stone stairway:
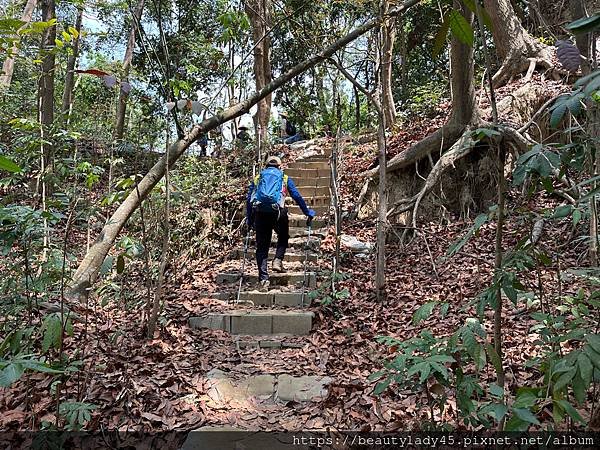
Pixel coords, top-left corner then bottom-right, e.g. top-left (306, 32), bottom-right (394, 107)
top-left (187, 147), bottom-right (334, 431)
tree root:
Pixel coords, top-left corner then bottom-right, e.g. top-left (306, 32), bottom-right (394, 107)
top-left (491, 47), bottom-right (554, 88)
top-left (387, 124), bottom-right (533, 228)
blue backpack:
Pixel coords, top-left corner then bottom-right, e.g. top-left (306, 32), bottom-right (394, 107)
top-left (252, 167), bottom-right (288, 212)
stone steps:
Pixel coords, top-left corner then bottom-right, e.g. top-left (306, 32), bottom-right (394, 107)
top-left (231, 248), bottom-right (319, 262)
top-left (287, 227), bottom-right (327, 239)
top-left (293, 176), bottom-right (331, 188)
top-left (288, 215), bottom-right (326, 228)
top-left (286, 195), bottom-right (330, 207)
top-left (201, 368), bottom-right (332, 403)
top-left (190, 310), bottom-right (314, 335)
top-left (287, 160), bottom-right (329, 170)
top-left (289, 205), bottom-right (329, 216)
top-left (286, 167), bottom-right (331, 179)
top-left (293, 185), bottom-right (329, 197)
top-left (238, 290), bottom-right (311, 307)
top-left (216, 271), bottom-right (316, 287)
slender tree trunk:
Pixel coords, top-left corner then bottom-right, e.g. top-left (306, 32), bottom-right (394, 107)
top-left (68, 0), bottom-right (422, 297)
top-left (245, 0), bottom-right (272, 152)
top-left (61, 6), bottom-right (84, 124)
top-left (0, 0), bottom-right (38, 87)
top-left (354, 84), bottom-right (361, 132)
top-left (381, 13), bottom-right (396, 128)
top-left (39, 0), bottom-right (55, 168)
top-left (114, 0), bottom-right (145, 141)
top-left (483, 0), bottom-right (552, 86)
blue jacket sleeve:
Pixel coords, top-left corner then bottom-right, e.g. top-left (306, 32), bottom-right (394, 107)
top-left (246, 181), bottom-right (255, 222)
top-left (287, 178), bottom-right (314, 217)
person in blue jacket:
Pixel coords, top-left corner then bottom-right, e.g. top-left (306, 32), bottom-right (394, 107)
top-left (246, 155), bottom-right (315, 291)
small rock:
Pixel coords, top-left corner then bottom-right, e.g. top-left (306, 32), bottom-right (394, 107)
top-left (340, 234), bottom-right (374, 253)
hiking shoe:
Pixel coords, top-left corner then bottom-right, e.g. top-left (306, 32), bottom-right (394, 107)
top-left (259, 279), bottom-right (270, 292)
top-left (272, 258), bottom-right (285, 273)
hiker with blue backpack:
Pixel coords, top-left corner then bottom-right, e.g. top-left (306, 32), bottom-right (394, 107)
top-left (246, 155), bottom-right (316, 291)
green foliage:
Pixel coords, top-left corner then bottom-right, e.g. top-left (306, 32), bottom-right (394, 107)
top-left (59, 402), bottom-right (96, 430)
top-left (310, 271), bottom-right (351, 309)
top-left (565, 14), bottom-right (600, 34)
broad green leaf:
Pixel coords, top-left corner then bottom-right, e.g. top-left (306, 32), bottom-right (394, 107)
top-left (373, 378), bottom-right (391, 395)
top-left (0, 363), bottom-right (24, 387)
top-left (0, 155), bottom-right (21, 173)
top-left (367, 370), bottom-right (384, 381)
top-left (575, 70), bottom-right (600, 87)
top-left (42, 313), bottom-right (62, 353)
top-left (577, 352), bottom-right (593, 386)
top-left (513, 407), bottom-right (540, 425)
top-left (488, 402), bottom-right (508, 421)
top-left (584, 75), bottom-right (600, 95)
top-left (556, 399), bottom-right (586, 424)
top-left (413, 302), bottom-right (436, 325)
top-left (448, 10), bottom-right (474, 47)
top-left (553, 204), bottom-right (573, 219)
top-left (572, 208), bottom-right (582, 226)
top-left (489, 383), bottom-right (504, 398)
top-left (566, 14), bottom-right (600, 34)
top-left (550, 100), bottom-right (568, 128)
top-left (553, 366), bottom-right (576, 393)
top-left (586, 334), bottom-right (600, 353)
top-left (572, 371), bottom-right (587, 404)
top-left (432, 15), bottom-right (450, 59)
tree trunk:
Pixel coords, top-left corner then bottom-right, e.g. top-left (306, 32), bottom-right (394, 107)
top-left (354, 84), bottom-right (361, 132)
top-left (68, 0), bottom-right (422, 297)
top-left (376, 0), bottom-right (476, 177)
top-left (245, 0), bottom-right (272, 153)
top-left (381, 13), bottom-right (396, 128)
top-left (39, 0), bottom-right (56, 168)
top-left (483, 0), bottom-right (552, 86)
top-left (61, 6), bottom-right (84, 123)
top-left (114, 0), bottom-right (145, 141)
top-left (0, 0), bottom-right (38, 88)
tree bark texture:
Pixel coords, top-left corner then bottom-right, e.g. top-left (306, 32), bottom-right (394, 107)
top-left (381, 13), bottom-right (397, 128)
top-left (68, 0), bottom-right (423, 297)
top-left (245, 0), bottom-right (272, 150)
top-left (370, 0), bottom-right (476, 177)
top-left (0, 0), bottom-right (38, 87)
top-left (483, 0), bottom-right (552, 86)
top-left (114, 0), bottom-right (145, 141)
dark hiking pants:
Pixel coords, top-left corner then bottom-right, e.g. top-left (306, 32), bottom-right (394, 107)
top-left (254, 208), bottom-right (289, 281)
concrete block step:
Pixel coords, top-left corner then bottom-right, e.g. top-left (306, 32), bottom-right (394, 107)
top-left (190, 310), bottom-right (314, 335)
top-left (288, 215), bottom-right (326, 228)
top-left (238, 290), bottom-right (311, 307)
top-left (289, 205), bottom-right (329, 216)
top-left (286, 160), bottom-right (330, 170)
top-left (295, 185), bottom-right (330, 197)
top-left (216, 271), bottom-right (316, 287)
top-left (287, 227), bottom-right (327, 239)
top-left (286, 168), bottom-right (331, 179)
top-left (288, 236), bottom-right (321, 250)
top-left (231, 248), bottom-right (318, 262)
top-left (293, 177), bottom-right (331, 188)
top-left (286, 195), bottom-right (330, 207)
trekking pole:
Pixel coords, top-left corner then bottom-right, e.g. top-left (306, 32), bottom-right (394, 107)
top-left (236, 227), bottom-right (252, 305)
top-left (300, 222), bottom-right (312, 308)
